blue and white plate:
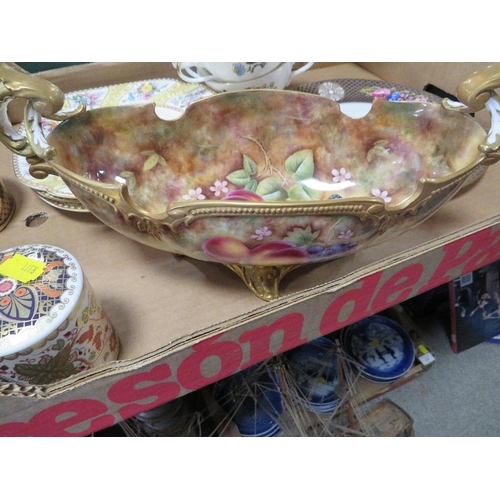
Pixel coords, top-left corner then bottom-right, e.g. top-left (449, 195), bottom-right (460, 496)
top-left (213, 363), bottom-right (284, 437)
top-left (285, 336), bottom-right (340, 413)
top-left (342, 315), bottom-right (415, 382)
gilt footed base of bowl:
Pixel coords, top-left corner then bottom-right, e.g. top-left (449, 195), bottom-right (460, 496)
top-left (225, 264), bottom-right (302, 301)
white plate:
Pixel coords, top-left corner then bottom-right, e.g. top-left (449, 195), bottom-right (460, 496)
top-left (34, 190), bottom-right (89, 213)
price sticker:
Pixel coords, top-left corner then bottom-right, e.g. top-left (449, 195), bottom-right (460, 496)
top-left (0, 254), bottom-right (46, 283)
top-left (417, 344), bottom-right (429, 355)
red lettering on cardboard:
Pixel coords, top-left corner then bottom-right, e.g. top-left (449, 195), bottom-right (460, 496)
top-left (239, 313), bottom-right (306, 369)
top-left (107, 364), bottom-right (181, 420)
top-left (371, 263), bottom-right (424, 312)
top-left (176, 334), bottom-right (243, 390)
top-left (319, 272), bottom-right (382, 335)
top-left (459, 228), bottom-right (500, 275)
top-left (0, 399), bottom-right (114, 437)
top-left (420, 227), bottom-right (500, 294)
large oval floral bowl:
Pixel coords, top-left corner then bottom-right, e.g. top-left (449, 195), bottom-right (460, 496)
top-left (1, 63), bottom-right (499, 300)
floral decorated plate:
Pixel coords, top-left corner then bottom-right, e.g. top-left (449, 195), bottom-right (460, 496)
top-left (295, 77), bottom-right (441, 106)
top-left (12, 78), bottom-right (215, 201)
top-left (34, 190), bottom-right (89, 213)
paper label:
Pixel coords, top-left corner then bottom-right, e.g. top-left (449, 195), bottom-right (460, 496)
top-left (418, 352), bottom-right (435, 366)
top-left (0, 254), bottom-right (46, 283)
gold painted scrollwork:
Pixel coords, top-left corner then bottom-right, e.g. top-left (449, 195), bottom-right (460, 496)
top-left (447, 63), bottom-right (500, 156)
top-left (456, 63), bottom-right (500, 113)
top-left (225, 264), bottom-right (301, 301)
top-left (0, 62), bottom-right (85, 165)
top-left (0, 63), bottom-right (64, 116)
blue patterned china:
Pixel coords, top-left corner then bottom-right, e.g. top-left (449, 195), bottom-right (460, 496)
top-left (213, 364), bottom-right (284, 437)
top-left (343, 315), bottom-right (415, 382)
top-left (285, 336), bottom-right (340, 413)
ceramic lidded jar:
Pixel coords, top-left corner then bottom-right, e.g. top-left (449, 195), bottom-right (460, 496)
top-left (0, 244), bottom-right (119, 386)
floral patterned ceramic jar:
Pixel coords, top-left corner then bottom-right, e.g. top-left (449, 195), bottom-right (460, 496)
top-left (0, 244), bottom-right (119, 386)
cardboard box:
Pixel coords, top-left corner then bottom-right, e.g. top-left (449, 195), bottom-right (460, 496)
top-left (446, 262), bottom-right (500, 352)
top-left (0, 62), bottom-right (499, 436)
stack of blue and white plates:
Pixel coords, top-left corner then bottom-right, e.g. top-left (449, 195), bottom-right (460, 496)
top-left (284, 337), bottom-right (341, 414)
top-left (213, 364), bottom-right (284, 437)
top-left (340, 315), bottom-right (415, 384)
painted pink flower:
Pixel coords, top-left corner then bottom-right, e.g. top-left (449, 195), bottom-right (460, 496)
top-left (182, 187), bottom-right (206, 201)
top-left (338, 229), bottom-right (354, 240)
top-left (371, 88), bottom-right (392, 99)
top-left (210, 180), bottom-right (229, 197)
top-left (0, 278), bottom-right (17, 297)
top-left (371, 188), bottom-right (392, 203)
top-left (251, 227), bottom-right (272, 240)
top-left (332, 167), bottom-right (352, 183)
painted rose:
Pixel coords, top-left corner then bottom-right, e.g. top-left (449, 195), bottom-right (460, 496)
top-left (371, 88), bottom-right (392, 99)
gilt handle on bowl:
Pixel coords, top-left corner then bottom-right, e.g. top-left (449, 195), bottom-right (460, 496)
top-left (0, 62), bottom-right (84, 167)
top-left (444, 62), bottom-right (500, 159)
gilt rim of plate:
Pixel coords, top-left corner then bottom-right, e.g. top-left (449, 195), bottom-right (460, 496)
top-left (34, 190), bottom-right (89, 213)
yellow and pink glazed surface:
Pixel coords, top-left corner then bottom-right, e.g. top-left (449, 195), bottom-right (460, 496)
top-left (46, 90), bottom-right (486, 267)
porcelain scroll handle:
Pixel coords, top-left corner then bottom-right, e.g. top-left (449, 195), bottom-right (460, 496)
top-left (447, 63), bottom-right (500, 157)
top-left (0, 62), bottom-right (84, 166)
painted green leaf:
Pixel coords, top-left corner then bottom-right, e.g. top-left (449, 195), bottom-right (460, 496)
top-left (367, 140), bottom-right (390, 163)
top-left (256, 177), bottom-right (288, 201)
top-left (244, 179), bottom-right (258, 192)
top-left (52, 339), bottom-right (65, 351)
top-left (158, 156), bottom-right (167, 167)
top-left (120, 171), bottom-right (136, 189)
top-left (120, 171), bottom-right (135, 178)
top-left (287, 183), bottom-right (321, 201)
top-left (285, 149), bottom-right (314, 180)
top-left (284, 226), bottom-right (321, 247)
top-left (140, 150), bottom-right (156, 156)
top-left (227, 169), bottom-right (251, 187)
top-left (243, 155), bottom-right (258, 175)
top-left (143, 154), bottom-right (160, 171)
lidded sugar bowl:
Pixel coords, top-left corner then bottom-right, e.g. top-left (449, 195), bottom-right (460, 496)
top-left (0, 244), bottom-right (119, 387)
